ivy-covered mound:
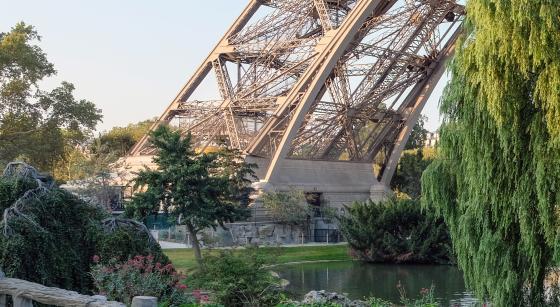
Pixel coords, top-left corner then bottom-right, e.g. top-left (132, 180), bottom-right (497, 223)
top-left (421, 0), bottom-right (560, 306)
top-left (0, 162), bottom-right (167, 293)
top-left (338, 198), bottom-right (452, 264)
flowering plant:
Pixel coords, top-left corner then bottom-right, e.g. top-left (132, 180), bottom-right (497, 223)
top-left (396, 282), bottom-right (437, 307)
top-left (91, 255), bottom-right (192, 305)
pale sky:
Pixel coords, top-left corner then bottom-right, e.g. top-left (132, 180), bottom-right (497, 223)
top-left (1, 1), bottom-right (447, 133)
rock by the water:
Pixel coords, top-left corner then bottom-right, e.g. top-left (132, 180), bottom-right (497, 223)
top-left (294, 290), bottom-right (369, 307)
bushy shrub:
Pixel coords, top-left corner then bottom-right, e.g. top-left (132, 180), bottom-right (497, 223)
top-left (338, 198), bottom-right (452, 264)
top-left (261, 190), bottom-right (312, 225)
top-left (96, 226), bottom-right (169, 265)
top-left (0, 171), bottom-right (169, 294)
top-left (0, 176), bottom-right (106, 292)
top-left (186, 247), bottom-right (283, 307)
top-left (91, 255), bottom-right (192, 306)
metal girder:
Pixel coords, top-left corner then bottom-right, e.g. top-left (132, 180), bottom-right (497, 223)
top-left (128, 0), bottom-right (262, 155)
top-left (128, 0), bottom-right (465, 189)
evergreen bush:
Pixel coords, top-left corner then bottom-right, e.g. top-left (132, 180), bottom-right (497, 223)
top-left (338, 198), bottom-right (452, 264)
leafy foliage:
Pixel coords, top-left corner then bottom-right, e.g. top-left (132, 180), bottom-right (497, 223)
top-left (0, 176), bottom-right (106, 292)
top-left (261, 190), bottom-right (312, 225)
top-left (0, 172), bottom-right (168, 293)
top-left (391, 149), bottom-right (434, 200)
top-left (338, 198), bottom-right (452, 264)
top-left (91, 255), bottom-right (191, 306)
top-left (96, 227), bottom-right (169, 265)
top-left (421, 0), bottom-right (560, 305)
top-left (0, 23), bottom-right (102, 175)
top-left (405, 115), bottom-right (429, 150)
top-left (92, 119), bottom-right (155, 157)
top-left (187, 248), bottom-right (283, 307)
top-left (128, 125), bottom-right (256, 262)
top-left (52, 118), bottom-right (156, 182)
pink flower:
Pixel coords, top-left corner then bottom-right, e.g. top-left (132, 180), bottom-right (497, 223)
top-left (177, 284), bottom-right (187, 290)
top-left (200, 294), bottom-right (209, 302)
top-left (92, 255), bottom-right (100, 263)
top-left (193, 289), bottom-right (201, 299)
top-left (163, 263), bottom-right (174, 273)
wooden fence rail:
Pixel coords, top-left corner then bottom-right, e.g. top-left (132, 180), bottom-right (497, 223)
top-left (0, 270), bottom-right (156, 307)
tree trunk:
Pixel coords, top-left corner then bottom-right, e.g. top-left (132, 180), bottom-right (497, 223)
top-left (185, 222), bottom-right (202, 265)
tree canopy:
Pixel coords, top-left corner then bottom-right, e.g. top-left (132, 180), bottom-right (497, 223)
top-left (91, 119), bottom-right (155, 157)
top-left (405, 115), bottom-right (429, 150)
top-left (422, 1), bottom-right (560, 305)
top-left (128, 125), bottom-right (256, 262)
top-left (391, 148), bottom-right (433, 200)
top-left (261, 190), bottom-right (312, 225)
top-left (0, 22), bottom-right (102, 175)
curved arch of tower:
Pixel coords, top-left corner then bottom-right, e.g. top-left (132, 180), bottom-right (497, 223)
top-left (127, 0), bottom-right (465, 207)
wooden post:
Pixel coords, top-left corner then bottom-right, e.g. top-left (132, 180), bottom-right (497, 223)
top-left (13, 296), bottom-right (33, 307)
top-left (131, 296), bottom-right (157, 307)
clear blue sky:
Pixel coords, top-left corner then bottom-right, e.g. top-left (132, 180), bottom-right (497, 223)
top-left (1, 1), bottom-right (447, 133)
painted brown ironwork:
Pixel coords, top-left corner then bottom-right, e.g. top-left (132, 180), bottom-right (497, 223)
top-left (128, 0), bottom-right (464, 189)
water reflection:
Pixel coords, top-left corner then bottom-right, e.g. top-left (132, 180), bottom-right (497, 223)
top-left (276, 261), bottom-right (481, 306)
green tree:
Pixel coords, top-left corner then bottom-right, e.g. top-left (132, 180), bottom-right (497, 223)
top-left (405, 115), bottom-right (428, 150)
top-left (391, 149), bottom-right (434, 199)
top-left (261, 190), bottom-right (312, 225)
top-left (92, 119), bottom-right (155, 157)
top-left (0, 23), bottom-right (102, 174)
top-left (422, 1), bottom-right (560, 305)
top-left (128, 126), bottom-right (256, 263)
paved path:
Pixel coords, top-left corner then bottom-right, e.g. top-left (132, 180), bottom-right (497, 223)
top-left (158, 240), bottom-right (191, 249)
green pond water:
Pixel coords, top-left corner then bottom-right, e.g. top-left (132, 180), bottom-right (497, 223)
top-left (276, 261), bottom-right (482, 306)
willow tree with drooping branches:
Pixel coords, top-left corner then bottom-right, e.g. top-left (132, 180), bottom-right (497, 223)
top-left (422, 1), bottom-right (560, 306)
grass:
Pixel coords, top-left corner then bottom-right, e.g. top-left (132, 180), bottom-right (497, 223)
top-left (164, 244), bottom-right (352, 272)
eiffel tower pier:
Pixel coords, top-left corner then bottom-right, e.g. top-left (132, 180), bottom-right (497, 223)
top-left (127, 0), bottom-right (465, 208)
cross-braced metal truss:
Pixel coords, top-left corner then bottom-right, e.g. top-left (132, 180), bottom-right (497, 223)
top-left (129, 0), bottom-right (464, 185)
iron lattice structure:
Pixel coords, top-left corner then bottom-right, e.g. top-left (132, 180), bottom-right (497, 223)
top-left (129, 0), bottom-right (464, 188)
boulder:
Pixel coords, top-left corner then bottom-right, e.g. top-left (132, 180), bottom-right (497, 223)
top-left (300, 290), bottom-right (369, 307)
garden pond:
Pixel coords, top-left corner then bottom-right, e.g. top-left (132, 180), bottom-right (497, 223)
top-left (276, 261), bottom-right (481, 306)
